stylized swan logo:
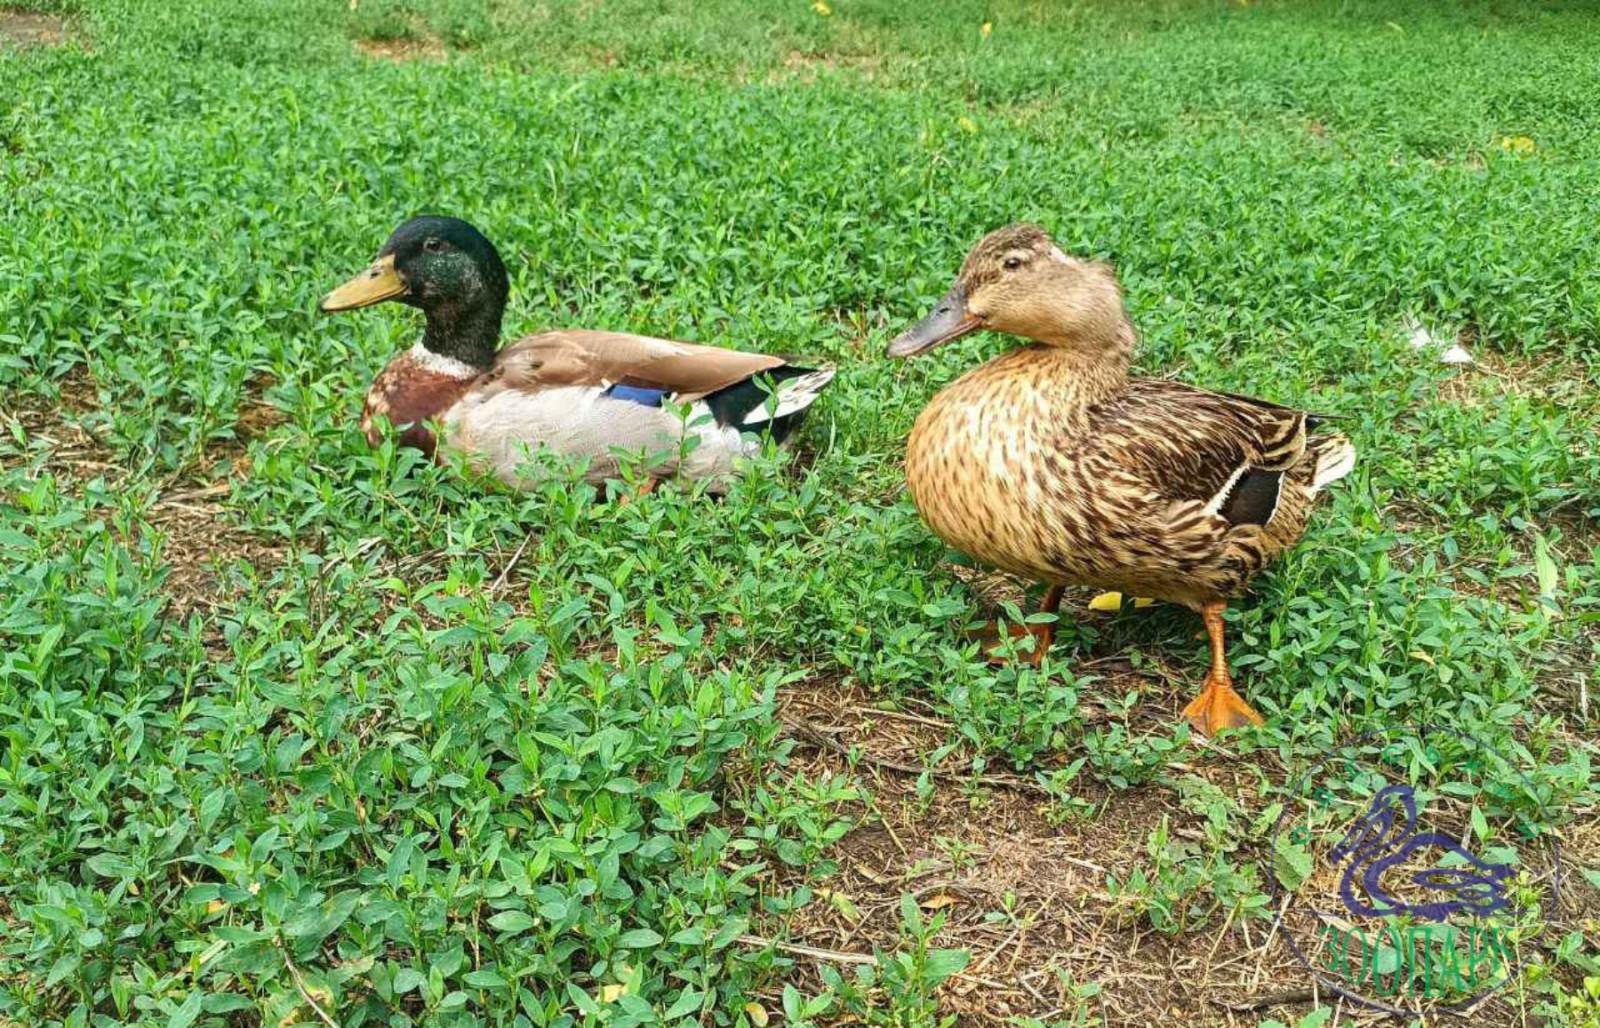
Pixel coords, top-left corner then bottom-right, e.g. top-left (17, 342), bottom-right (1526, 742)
top-left (1329, 783), bottom-right (1512, 922)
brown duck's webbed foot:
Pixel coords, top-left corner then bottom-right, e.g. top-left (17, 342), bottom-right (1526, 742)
top-left (969, 586), bottom-right (1064, 666)
top-left (1181, 600), bottom-right (1265, 735)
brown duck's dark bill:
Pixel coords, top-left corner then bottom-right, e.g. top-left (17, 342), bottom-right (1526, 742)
top-left (319, 254), bottom-right (406, 312)
top-left (885, 283), bottom-right (980, 358)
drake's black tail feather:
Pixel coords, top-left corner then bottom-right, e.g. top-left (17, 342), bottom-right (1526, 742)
top-left (703, 365), bottom-right (835, 443)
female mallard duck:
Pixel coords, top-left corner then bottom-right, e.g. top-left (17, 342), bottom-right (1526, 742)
top-left (887, 224), bottom-right (1355, 735)
top-left (321, 215), bottom-right (834, 493)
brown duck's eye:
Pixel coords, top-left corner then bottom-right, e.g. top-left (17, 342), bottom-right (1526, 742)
top-left (424, 237), bottom-right (446, 253)
top-left (1003, 256), bottom-right (1025, 271)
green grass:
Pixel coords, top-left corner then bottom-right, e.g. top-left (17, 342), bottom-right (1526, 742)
top-left (3, 0), bottom-right (1599, 1024)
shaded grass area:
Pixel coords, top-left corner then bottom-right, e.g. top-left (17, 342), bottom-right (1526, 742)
top-left (2, 0), bottom-right (1598, 1024)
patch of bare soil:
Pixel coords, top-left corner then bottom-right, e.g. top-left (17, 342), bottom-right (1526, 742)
top-left (0, 7), bottom-right (65, 48)
top-left (1436, 344), bottom-right (1598, 411)
top-left (0, 366), bottom-right (118, 483)
top-left (151, 375), bottom-right (293, 622)
top-left (354, 32), bottom-right (445, 62)
top-left (191, 372), bottom-right (290, 480)
top-left (754, 679), bottom-right (1592, 1025)
top-left (1, 365), bottom-right (292, 623)
top-left (768, 49), bottom-right (883, 85)
top-left (752, 682), bottom-right (1306, 1025)
top-left (148, 487), bottom-right (287, 624)
top-left (998, 95), bottom-right (1062, 128)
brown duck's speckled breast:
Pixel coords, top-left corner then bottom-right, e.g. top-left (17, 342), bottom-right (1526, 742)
top-left (904, 348), bottom-right (1295, 606)
top-left (906, 350), bottom-right (1099, 582)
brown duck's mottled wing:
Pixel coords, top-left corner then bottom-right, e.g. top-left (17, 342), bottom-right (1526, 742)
top-left (492, 329), bottom-right (787, 401)
top-left (1086, 379), bottom-right (1311, 520)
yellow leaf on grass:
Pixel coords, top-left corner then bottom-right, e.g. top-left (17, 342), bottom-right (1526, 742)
top-left (1499, 135), bottom-right (1535, 155)
top-left (744, 1002), bottom-right (770, 1026)
top-left (1409, 649), bottom-right (1435, 667)
top-left (812, 0), bottom-right (831, 15)
top-left (920, 892), bottom-right (959, 910)
top-left (205, 899), bottom-right (227, 915)
top-left (957, 116), bottom-right (978, 134)
top-left (1087, 591), bottom-right (1123, 611)
top-left (600, 983), bottom-right (628, 1003)
top-left (980, 21), bottom-right (992, 38)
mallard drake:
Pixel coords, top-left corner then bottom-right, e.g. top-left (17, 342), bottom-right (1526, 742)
top-left (321, 216), bottom-right (834, 493)
top-left (887, 224), bottom-right (1355, 735)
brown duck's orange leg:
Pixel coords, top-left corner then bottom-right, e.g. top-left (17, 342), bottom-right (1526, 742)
top-left (1181, 600), bottom-right (1265, 735)
top-left (975, 585), bottom-right (1065, 666)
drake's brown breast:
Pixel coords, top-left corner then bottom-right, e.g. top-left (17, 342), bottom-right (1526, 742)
top-left (361, 355), bottom-right (477, 457)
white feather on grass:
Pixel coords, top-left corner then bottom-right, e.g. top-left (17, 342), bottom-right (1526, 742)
top-left (1402, 314), bottom-right (1474, 366)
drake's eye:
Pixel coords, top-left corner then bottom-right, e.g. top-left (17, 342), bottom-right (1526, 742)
top-left (1003, 256), bottom-right (1024, 271)
top-left (424, 237), bottom-right (446, 253)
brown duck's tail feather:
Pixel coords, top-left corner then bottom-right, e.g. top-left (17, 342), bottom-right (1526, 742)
top-left (1308, 433), bottom-right (1357, 491)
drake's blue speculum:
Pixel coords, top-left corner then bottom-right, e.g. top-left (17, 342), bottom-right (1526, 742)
top-left (602, 383), bottom-right (667, 408)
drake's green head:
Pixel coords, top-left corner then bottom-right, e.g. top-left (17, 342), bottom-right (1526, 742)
top-left (321, 215), bottom-right (511, 369)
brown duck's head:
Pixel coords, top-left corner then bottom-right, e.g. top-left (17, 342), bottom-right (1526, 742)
top-left (886, 223), bottom-right (1129, 359)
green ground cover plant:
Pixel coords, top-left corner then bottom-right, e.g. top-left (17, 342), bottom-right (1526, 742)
top-left (2, 0), bottom-right (1598, 1024)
